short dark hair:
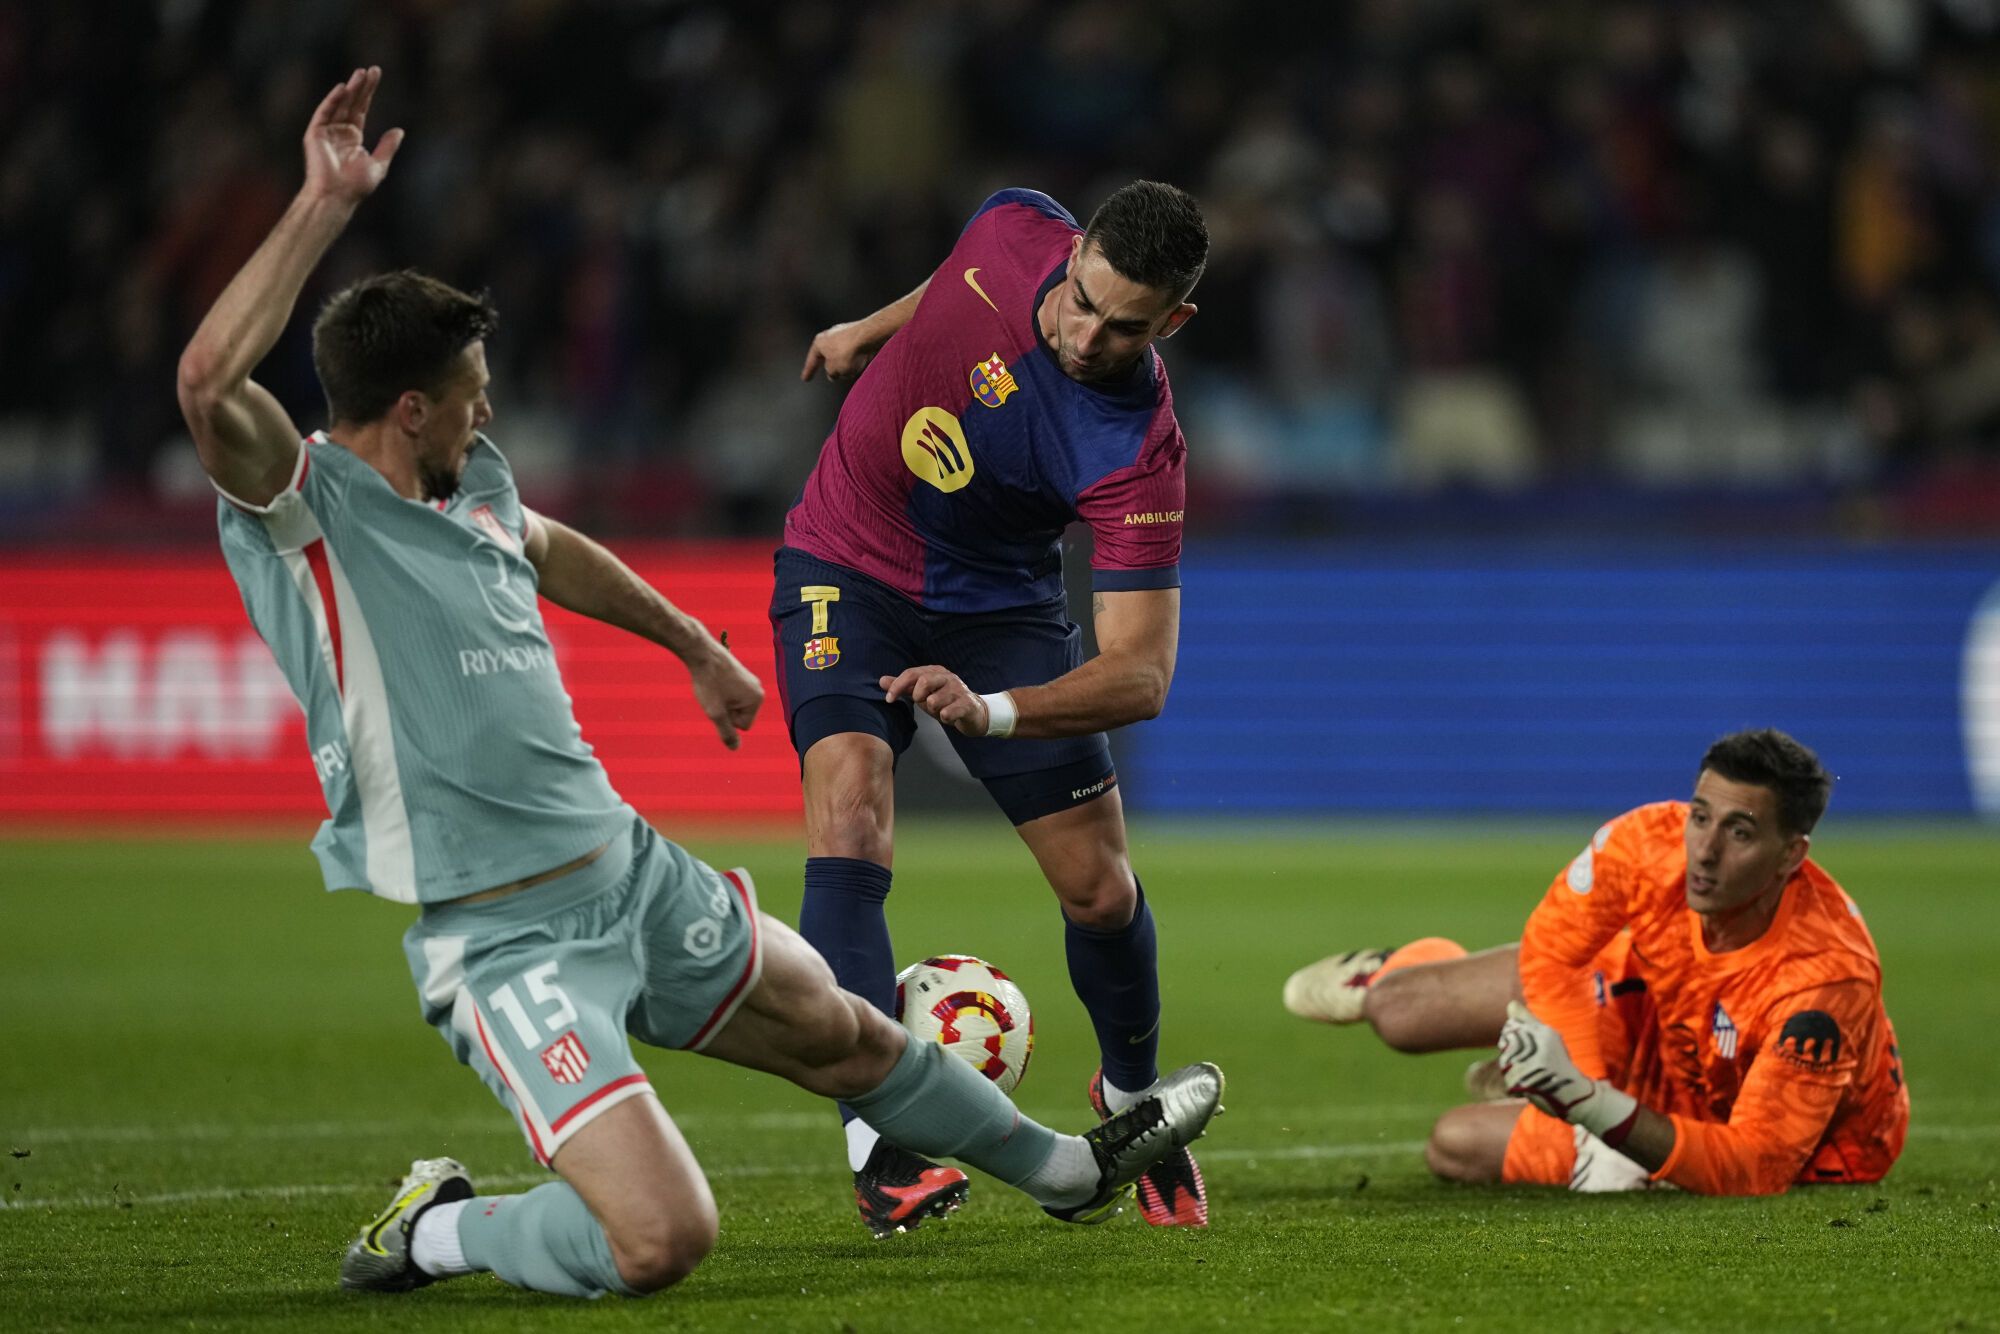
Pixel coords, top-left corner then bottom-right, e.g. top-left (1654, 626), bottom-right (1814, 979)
top-left (311, 271), bottom-right (498, 425)
top-left (1082, 180), bottom-right (1209, 301)
top-left (1699, 728), bottom-right (1833, 836)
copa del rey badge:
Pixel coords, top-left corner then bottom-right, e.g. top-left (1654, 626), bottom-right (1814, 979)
top-left (803, 635), bottom-right (841, 670)
top-left (540, 1031), bottom-right (590, 1085)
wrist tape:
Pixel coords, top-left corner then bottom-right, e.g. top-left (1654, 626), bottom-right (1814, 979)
top-left (980, 690), bottom-right (1018, 738)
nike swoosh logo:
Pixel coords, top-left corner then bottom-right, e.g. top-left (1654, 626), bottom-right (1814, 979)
top-left (1127, 1017), bottom-right (1162, 1045)
top-left (963, 267), bottom-right (999, 313)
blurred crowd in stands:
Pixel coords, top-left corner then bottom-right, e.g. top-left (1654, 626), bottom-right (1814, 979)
top-left (4, 0), bottom-right (2000, 539)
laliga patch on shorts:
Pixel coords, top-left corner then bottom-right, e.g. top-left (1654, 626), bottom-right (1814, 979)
top-left (540, 1030), bottom-right (591, 1085)
top-left (1775, 1010), bottom-right (1844, 1071)
top-left (803, 635), bottom-right (840, 670)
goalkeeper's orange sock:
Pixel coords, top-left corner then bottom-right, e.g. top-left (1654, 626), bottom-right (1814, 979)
top-left (1373, 936), bottom-right (1468, 984)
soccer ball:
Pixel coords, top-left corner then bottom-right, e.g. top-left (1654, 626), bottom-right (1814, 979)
top-left (895, 954), bottom-right (1035, 1095)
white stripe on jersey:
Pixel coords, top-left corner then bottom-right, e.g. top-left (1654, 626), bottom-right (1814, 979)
top-left (253, 446), bottom-right (420, 903)
top-left (315, 535), bottom-right (419, 902)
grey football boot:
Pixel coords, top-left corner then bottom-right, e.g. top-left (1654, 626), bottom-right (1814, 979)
top-left (339, 1157), bottom-right (475, 1292)
top-left (1046, 1062), bottom-right (1225, 1225)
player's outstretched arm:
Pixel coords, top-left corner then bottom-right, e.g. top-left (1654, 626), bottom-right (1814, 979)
top-left (177, 66), bottom-right (403, 505)
top-left (881, 588), bottom-right (1179, 740)
top-left (799, 279), bottom-right (930, 383)
top-left (523, 511), bottom-right (763, 749)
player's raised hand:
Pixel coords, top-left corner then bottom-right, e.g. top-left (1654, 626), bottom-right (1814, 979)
top-left (801, 321), bottom-right (879, 384)
top-left (688, 640), bottom-right (765, 750)
top-left (303, 66), bottom-right (403, 206)
top-left (880, 665), bottom-right (988, 735)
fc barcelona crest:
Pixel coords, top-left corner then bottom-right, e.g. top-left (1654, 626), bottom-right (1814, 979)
top-left (970, 352), bottom-right (1019, 408)
top-left (803, 635), bottom-right (841, 670)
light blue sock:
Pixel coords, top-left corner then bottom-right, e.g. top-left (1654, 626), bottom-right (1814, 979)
top-left (846, 1031), bottom-right (1060, 1187)
top-left (456, 1182), bottom-right (636, 1299)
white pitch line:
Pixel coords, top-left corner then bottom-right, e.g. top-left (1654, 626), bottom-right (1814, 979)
top-left (6, 1107), bottom-right (1438, 1148)
top-left (1, 1142), bottom-right (1428, 1213)
top-left (6, 1125), bottom-right (1989, 1212)
top-left (8, 1110), bottom-right (841, 1145)
top-left (15, 1110), bottom-right (1985, 1148)
top-left (9, 1119), bottom-right (485, 1145)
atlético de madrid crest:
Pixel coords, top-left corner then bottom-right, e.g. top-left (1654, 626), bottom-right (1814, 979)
top-left (803, 636), bottom-right (841, 670)
top-left (540, 1030), bottom-right (590, 1085)
top-left (970, 352), bottom-right (1018, 408)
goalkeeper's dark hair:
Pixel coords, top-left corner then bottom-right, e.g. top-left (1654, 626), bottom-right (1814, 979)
top-left (1699, 729), bottom-right (1832, 836)
top-left (312, 270), bottom-right (499, 426)
top-left (1082, 181), bottom-right (1209, 302)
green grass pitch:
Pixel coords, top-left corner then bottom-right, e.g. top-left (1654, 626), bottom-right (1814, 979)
top-left (3, 819), bottom-right (1996, 1331)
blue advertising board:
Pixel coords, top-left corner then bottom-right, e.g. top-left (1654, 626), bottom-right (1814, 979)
top-left (1127, 542), bottom-right (2000, 817)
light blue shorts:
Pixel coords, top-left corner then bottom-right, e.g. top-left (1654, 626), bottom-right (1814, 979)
top-left (402, 818), bottom-right (762, 1165)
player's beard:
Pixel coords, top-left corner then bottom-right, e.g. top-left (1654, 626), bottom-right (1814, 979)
top-left (419, 456), bottom-right (462, 503)
top-left (418, 439), bottom-right (468, 503)
top-left (1058, 336), bottom-right (1137, 384)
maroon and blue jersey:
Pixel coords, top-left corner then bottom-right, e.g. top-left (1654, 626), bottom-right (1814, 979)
top-left (782, 189), bottom-right (1186, 613)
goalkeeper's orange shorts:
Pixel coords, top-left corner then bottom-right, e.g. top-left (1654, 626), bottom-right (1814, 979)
top-left (1501, 1106), bottom-right (1575, 1185)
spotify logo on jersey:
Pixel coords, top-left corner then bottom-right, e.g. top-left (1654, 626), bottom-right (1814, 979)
top-left (901, 407), bottom-right (975, 493)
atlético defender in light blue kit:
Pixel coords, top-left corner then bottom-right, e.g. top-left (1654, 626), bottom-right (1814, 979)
top-left (176, 67), bottom-right (1222, 1302)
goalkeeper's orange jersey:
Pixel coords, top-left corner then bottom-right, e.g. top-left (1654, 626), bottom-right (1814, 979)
top-left (1518, 801), bottom-right (1908, 1195)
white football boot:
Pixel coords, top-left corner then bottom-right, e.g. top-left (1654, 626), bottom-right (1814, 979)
top-left (1281, 947), bottom-right (1391, 1024)
top-left (1046, 1062), bottom-right (1224, 1225)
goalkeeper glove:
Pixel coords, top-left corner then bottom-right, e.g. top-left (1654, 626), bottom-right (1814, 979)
top-left (1569, 1125), bottom-right (1655, 1192)
top-left (1497, 1000), bottom-right (1640, 1146)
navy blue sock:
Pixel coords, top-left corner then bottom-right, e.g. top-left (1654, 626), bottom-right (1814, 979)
top-left (799, 856), bottom-right (896, 1124)
top-left (1063, 882), bottom-right (1161, 1095)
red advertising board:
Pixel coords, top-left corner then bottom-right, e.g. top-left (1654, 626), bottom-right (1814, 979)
top-left (0, 543), bottom-right (801, 825)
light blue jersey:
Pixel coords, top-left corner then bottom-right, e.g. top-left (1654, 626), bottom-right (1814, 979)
top-left (218, 433), bottom-right (631, 903)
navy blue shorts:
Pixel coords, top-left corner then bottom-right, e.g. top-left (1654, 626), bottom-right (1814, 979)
top-left (768, 547), bottom-right (1115, 825)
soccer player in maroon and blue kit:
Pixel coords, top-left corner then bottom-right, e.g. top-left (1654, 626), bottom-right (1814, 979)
top-left (771, 182), bottom-right (1210, 1235)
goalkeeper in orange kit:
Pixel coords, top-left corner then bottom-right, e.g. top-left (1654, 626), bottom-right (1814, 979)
top-left (1283, 729), bottom-right (1908, 1195)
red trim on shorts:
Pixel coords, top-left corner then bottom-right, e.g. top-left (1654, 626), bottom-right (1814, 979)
top-left (683, 870), bottom-right (761, 1050)
top-left (550, 1073), bottom-right (652, 1135)
top-left (472, 1003), bottom-right (551, 1166)
top-left (301, 537), bottom-right (344, 695)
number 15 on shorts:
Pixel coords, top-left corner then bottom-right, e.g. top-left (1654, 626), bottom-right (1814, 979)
top-left (488, 962), bottom-right (577, 1047)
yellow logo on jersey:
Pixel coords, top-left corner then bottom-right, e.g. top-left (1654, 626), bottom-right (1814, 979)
top-left (803, 636), bottom-right (841, 670)
top-left (901, 407), bottom-right (975, 493)
top-left (963, 267), bottom-right (999, 313)
top-left (970, 353), bottom-right (1019, 408)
